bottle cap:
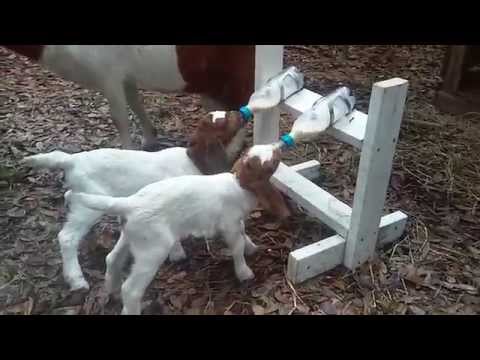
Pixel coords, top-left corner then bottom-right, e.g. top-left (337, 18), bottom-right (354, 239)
top-left (280, 133), bottom-right (295, 148)
top-left (239, 106), bottom-right (253, 122)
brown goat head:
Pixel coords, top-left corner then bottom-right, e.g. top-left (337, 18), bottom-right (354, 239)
top-left (233, 145), bottom-right (291, 220)
top-left (187, 111), bottom-right (245, 175)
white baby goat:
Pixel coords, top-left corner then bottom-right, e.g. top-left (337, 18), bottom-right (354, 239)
top-left (67, 145), bottom-right (290, 315)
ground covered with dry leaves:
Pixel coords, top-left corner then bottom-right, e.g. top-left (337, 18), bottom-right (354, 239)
top-left (1, 45), bottom-right (479, 315)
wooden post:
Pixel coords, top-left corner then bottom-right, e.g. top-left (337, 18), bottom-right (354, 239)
top-left (433, 46), bottom-right (480, 114)
top-left (253, 46), bottom-right (284, 145)
top-left (343, 78), bottom-right (409, 269)
top-left (441, 46), bottom-right (467, 92)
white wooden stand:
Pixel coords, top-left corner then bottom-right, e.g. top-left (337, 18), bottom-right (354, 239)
top-left (254, 46), bottom-right (409, 284)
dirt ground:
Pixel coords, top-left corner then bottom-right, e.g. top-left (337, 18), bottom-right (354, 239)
top-left (1, 45), bottom-right (479, 315)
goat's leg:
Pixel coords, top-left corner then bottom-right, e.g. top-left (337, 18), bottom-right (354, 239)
top-left (105, 231), bottom-right (130, 295)
top-left (168, 241), bottom-right (187, 262)
top-left (240, 221), bottom-right (258, 256)
top-left (103, 84), bottom-right (134, 149)
top-left (124, 81), bottom-right (158, 148)
top-left (58, 205), bottom-right (103, 291)
top-left (222, 228), bottom-right (254, 282)
top-left (120, 239), bottom-right (171, 315)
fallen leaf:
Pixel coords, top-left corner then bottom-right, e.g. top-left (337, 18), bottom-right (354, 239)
top-left (432, 172), bottom-right (444, 183)
top-left (446, 304), bottom-right (464, 314)
top-left (26, 255), bottom-right (44, 266)
top-left (467, 246), bottom-right (480, 257)
top-left (7, 207), bottom-right (26, 218)
top-left (320, 301), bottom-right (337, 315)
top-left (51, 306), bottom-right (81, 315)
top-left (2, 298), bottom-right (34, 315)
top-left (250, 211), bottom-right (262, 219)
top-left (295, 303), bottom-right (310, 314)
top-left (332, 279), bottom-right (346, 291)
top-left (390, 174), bottom-right (403, 191)
top-left (260, 222), bottom-right (281, 231)
top-left (274, 290), bottom-right (291, 304)
top-left (167, 271), bottom-right (188, 284)
top-left (462, 295), bottom-right (480, 305)
top-left (396, 303), bottom-right (408, 315)
top-left (251, 286), bottom-right (271, 298)
top-left (39, 208), bottom-right (57, 218)
top-left (185, 105), bottom-right (200, 112)
top-left (277, 304), bottom-right (291, 315)
top-left (186, 288), bottom-right (197, 295)
top-left (252, 304), bottom-right (265, 315)
top-left (441, 282), bottom-right (477, 294)
top-left (399, 264), bottom-right (429, 287)
top-left (190, 296), bottom-right (208, 309)
top-left (408, 305), bottom-right (426, 315)
top-left (186, 308), bottom-right (201, 315)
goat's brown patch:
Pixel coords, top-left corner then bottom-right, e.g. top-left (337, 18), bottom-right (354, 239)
top-left (187, 112), bottom-right (243, 175)
top-left (3, 45), bottom-right (45, 61)
top-left (175, 46), bottom-right (255, 109)
top-left (233, 148), bottom-right (291, 220)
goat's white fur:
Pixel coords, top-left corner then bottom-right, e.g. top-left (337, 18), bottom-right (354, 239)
top-left (67, 171), bottom-right (260, 315)
top-left (23, 134), bottom-right (244, 291)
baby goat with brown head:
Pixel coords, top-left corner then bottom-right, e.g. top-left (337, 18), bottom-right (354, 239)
top-left (23, 111), bottom-right (247, 291)
top-left (67, 144), bottom-right (290, 314)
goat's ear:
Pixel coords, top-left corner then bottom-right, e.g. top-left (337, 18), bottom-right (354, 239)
top-left (187, 138), bottom-right (230, 175)
top-left (254, 181), bottom-right (291, 220)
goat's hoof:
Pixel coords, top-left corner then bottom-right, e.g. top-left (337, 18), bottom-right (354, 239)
top-left (105, 276), bottom-right (122, 296)
top-left (245, 243), bottom-right (259, 256)
top-left (168, 251), bottom-right (187, 263)
top-left (68, 277), bottom-right (90, 292)
top-left (121, 307), bottom-right (140, 315)
top-left (237, 267), bottom-right (255, 282)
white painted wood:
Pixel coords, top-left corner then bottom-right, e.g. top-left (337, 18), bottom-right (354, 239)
top-left (344, 78), bottom-right (409, 269)
top-left (285, 211), bottom-right (407, 284)
top-left (330, 111), bottom-right (367, 149)
top-left (253, 46), bottom-right (284, 145)
top-left (287, 235), bottom-right (345, 284)
top-left (289, 160), bottom-right (321, 181)
top-left (250, 41), bottom-right (411, 283)
top-left (377, 211), bottom-right (408, 247)
top-left (280, 88), bottom-right (321, 116)
top-left (275, 161), bottom-right (408, 243)
top-left (272, 162), bottom-right (352, 237)
top-left (280, 88), bottom-right (368, 149)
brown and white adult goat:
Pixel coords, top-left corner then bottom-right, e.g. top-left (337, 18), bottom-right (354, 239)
top-left (4, 45), bottom-right (255, 149)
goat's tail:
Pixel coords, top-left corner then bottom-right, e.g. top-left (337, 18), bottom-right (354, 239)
top-left (23, 151), bottom-right (73, 170)
top-left (65, 190), bottom-right (130, 216)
